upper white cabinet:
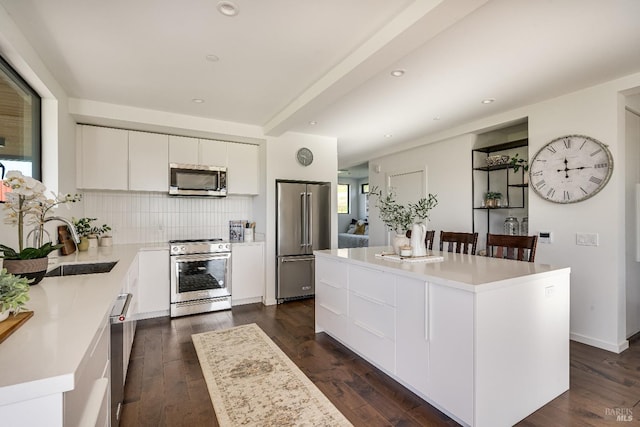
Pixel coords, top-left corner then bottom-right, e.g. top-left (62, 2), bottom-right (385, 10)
top-left (199, 139), bottom-right (228, 166)
top-left (78, 125), bottom-right (259, 195)
top-left (77, 125), bottom-right (128, 190)
top-left (129, 131), bottom-right (168, 191)
top-left (169, 135), bottom-right (199, 164)
top-left (227, 143), bottom-right (259, 195)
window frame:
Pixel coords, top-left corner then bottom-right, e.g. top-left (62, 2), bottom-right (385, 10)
top-left (0, 54), bottom-right (42, 181)
top-left (337, 183), bottom-right (350, 214)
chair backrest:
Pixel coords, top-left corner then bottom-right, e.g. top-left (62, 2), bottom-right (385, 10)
top-left (425, 230), bottom-right (435, 250)
top-left (486, 233), bottom-right (538, 262)
top-left (405, 229), bottom-right (436, 250)
top-left (439, 231), bottom-right (478, 255)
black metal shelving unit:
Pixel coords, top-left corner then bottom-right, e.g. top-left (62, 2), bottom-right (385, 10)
top-left (472, 138), bottom-right (528, 234)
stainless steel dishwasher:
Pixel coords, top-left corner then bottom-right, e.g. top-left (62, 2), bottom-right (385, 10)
top-left (110, 293), bottom-right (132, 427)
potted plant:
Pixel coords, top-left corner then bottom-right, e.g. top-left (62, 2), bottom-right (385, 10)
top-left (0, 268), bottom-right (31, 322)
top-left (92, 223), bottom-right (112, 247)
top-left (369, 187), bottom-right (438, 254)
top-left (1, 171), bottom-right (81, 284)
top-left (72, 217), bottom-right (97, 250)
top-left (484, 191), bottom-right (503, 208)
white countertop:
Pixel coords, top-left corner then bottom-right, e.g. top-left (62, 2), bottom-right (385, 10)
top-left (0, 243), bottom-right (165, 406)
top-left (315, 246), bottom-right (570, 292)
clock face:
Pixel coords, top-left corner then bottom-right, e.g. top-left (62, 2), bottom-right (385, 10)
top-left (529, 135), bottom-right (613, 204)
top-left (296, 147), bottom-right (313, 166)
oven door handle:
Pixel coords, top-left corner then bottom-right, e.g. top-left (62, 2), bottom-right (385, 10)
top-left (173, 253), bottom-right (230, 263)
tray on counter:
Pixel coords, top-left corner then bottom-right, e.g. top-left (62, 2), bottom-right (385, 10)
top-left (0, 311), bottom-right (33, 344)
top-left (375, 252), bottom-right (444, 263)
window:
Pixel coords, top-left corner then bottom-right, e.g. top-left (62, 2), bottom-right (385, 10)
top-left (361, 183), bottom-right (369, 194)
top-left (337, 184), bottom-right (350, 214)
top-left (0, 55), bottom-right (42, 195)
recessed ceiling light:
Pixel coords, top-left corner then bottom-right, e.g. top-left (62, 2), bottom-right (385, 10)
top-left (192, 98), bottom-right (205, 103)
top-left (384, 134), bottom-right (393, 138)
top-left (206, 54), bottom-right (220, 62)
top-left (217, 1), bottom-right (238, 17)
top-left (309, 120), bottom-right (317, 126)
top-left (390, 69), bottom-right (405, 77)
top-left (481, 98), bottom-right (495, 104)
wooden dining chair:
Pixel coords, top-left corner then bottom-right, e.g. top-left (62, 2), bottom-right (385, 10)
top-left (405, 229), bottom-right (436, 250)
top-left (486, 233), bottom-right (538, 262)
top-left (439, 231), bottom-right (478, 255)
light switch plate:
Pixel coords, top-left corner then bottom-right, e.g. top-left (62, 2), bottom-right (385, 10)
top-left (576, 232), bottom-right (599, 246)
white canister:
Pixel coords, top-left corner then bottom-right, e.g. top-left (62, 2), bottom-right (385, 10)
top-left (244, 228), bottom-right (254, 242)
top-left (88, 236), bottom-right (99, 248)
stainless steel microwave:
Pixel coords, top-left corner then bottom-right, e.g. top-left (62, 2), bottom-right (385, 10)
top-left (169, 163), bottom-right (227, 197)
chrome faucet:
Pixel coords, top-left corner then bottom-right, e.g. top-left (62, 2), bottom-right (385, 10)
top-left (29, 216), bottom-right (81, 248)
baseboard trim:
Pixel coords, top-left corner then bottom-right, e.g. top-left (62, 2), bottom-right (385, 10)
top-left (570, 332), bottom-right (630, 354)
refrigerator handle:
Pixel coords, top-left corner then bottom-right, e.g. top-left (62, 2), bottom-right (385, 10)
top-left (300, 192), bottom-right (307, 248)
top-left (307, 192), bottom-right (313, 247)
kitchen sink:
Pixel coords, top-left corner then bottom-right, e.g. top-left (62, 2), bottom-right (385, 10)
top-left (45, 261), bottom-right (118, 277)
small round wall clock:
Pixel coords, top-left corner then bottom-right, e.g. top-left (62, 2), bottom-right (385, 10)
top-left (529, 134), bottom-right (613, 204)
top-left (296, 147), bottom-right (314, 166)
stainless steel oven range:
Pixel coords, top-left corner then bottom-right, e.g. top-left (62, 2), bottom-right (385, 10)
top-left (169, 238), bottom-right (231, 317)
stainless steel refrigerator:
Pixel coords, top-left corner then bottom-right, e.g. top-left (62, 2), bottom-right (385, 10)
top-left (276, 180), bottom-right (331, 302)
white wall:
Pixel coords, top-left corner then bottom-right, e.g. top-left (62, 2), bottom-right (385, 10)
top-left (264, 132), bottom-right (338, 305)
top-left (369, 133), bottom-right (474, 247)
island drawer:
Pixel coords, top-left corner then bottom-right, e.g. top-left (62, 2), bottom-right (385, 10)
top-left (349, 292), bottom-right (395, 341)
top-left (348, 317), bottom-right (395, 374)
top-left (349, 265), bottom-right (395, 307)
top-left (316, 257), bottom-right (348, 288)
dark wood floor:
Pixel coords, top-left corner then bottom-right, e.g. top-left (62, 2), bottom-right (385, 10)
top-left (121, 300), bottom-right (640, 427)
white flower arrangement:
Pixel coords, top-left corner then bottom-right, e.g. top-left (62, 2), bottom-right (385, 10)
top-left (1, 171), bottom-right (81, 259)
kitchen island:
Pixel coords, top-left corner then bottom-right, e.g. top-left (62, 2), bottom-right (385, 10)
top-left (314, 246), bottom-right (570, 427)
top-left (0, 244), bottom-right (163, 427)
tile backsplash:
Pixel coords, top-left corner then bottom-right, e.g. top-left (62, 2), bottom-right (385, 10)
top-left (82, 191), bottom-right (253, 244)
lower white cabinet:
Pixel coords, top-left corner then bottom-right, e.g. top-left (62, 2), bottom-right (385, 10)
top-left (64, 314), bottom-right (110, 427)
top-left (231, 242), bottom-right (264, 305)
top-left (137, 249), bottom-right (170, 319)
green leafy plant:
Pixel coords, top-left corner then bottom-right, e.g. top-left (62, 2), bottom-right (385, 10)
top-left (369, 187), bottom-right (438, 233)
top-left (0, 268), bottom-right (31, 314)
top-left (509, 153), bottom-right (529, 173)
top-left (485, 192), bottom-right (503, 200)
top-left (73, 217), bottom-right (110, 237)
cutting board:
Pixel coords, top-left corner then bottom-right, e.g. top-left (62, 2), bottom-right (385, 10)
top-left (0, 311), bottom-right (33, 344)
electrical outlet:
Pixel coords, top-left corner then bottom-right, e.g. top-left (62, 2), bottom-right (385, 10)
top-left (545, 285), bottom-right (555, 297)
top-left (576, 232), bottom-right (598, 246)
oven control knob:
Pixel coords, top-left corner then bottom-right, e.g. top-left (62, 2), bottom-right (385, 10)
top-left (181, 246), bottom-right (186, 252)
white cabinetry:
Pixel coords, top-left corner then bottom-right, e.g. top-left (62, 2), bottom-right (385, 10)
top-left (137, 249), bottom-right (170, 319)
top-left (169, 135), bottom-right (199, 164)
top-left (315, 257), bottom-right (349, 343)
top-left (63, 314), bottom-right (110, 427)
top-left (231, 242), bottom-right (264, 305)
top-left (77, 125), bottom-right (128, 190)
top-left (227, 143), bottom-right (259, 195)
top-left (128, 131), bottom-right (169, 191)
top-left (395, 276), bottom-right (429, 396)
top-left (199, 139), bottom-right (228, 166)
top-left (123, 253), bottom-right (139, 380)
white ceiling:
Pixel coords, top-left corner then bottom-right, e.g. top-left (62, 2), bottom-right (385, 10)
top-left (2, 0), bottom-right (640, 168)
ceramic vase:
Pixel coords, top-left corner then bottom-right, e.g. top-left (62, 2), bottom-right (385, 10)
top-left (78, 237), bottom-right (90, 251)
top-left (392, 232), bottom-right (410, 255)
top-left (410, 223), bottom-right (427, 257)
top-left (0, 310), bottom-right (9, 323)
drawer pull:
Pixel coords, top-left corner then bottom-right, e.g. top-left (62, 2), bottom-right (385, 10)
top-left (353, 320), bottom-right (385, 338)
top-left (318, 303), bottom-right (341, 316)
top-left (352, 291), bottom-right (385, 306)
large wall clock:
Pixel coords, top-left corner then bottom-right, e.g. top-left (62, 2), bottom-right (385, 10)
top-left (296, 147), bottom-right (314, 166)
top-left (529, 134), bottom-right (613, 204)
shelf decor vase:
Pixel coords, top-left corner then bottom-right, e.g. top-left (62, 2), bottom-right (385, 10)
top-left (3, 257), bottom-right (49, 285)
top-left (0, 310), bottom-right (9, 323)
top-left (77, 237), bottom-right (90, 251)
top-left (392, 232), bottom-right (410, 255)
top-left (410, 223), bottom-right (428, 257)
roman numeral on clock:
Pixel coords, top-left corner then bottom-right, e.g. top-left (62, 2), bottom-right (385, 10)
top-left (563, 138), bottom-right (571, 149)
top-left (546, 188), bottom-right (556, 198)
top-left (546, 145), bottom-right (557, 154)
top-left (590, 149), bottom-right (602, 157)
top-left (535, 180), bottom-right (546, 189)
top-left (589, 176), bottom-right (602, 185)
top-left (563, 191), bottom-right (570, 201)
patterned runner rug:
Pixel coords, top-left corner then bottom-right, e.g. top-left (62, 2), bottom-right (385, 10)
top-left (192, 323), bottom-right (353, 426)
